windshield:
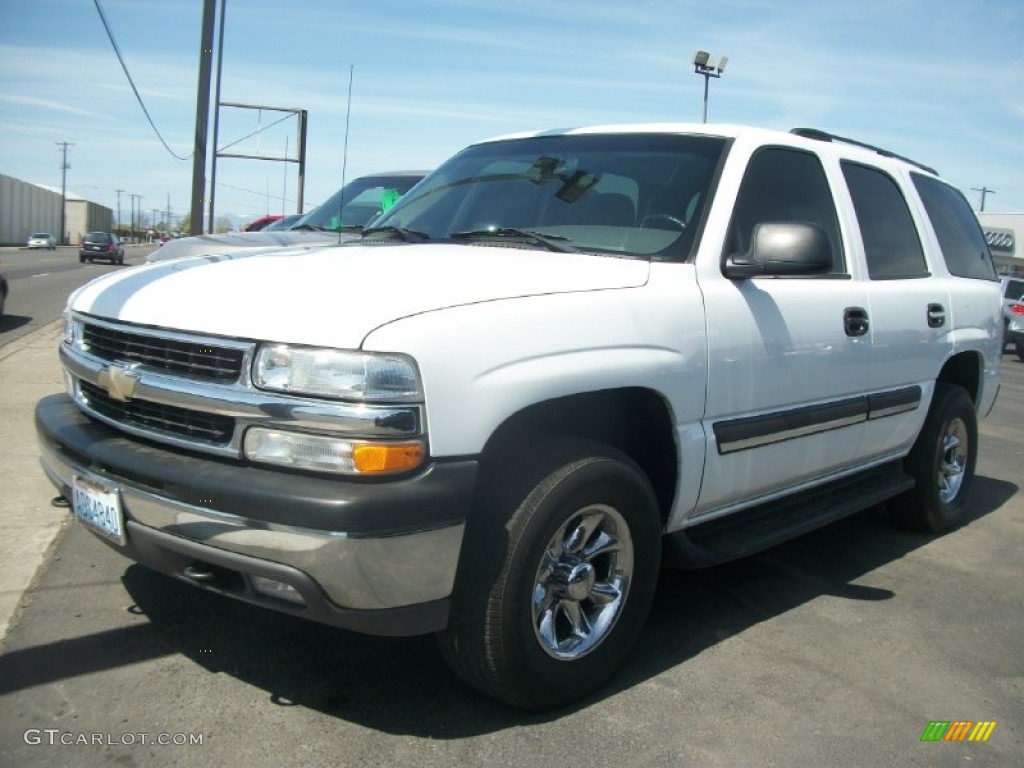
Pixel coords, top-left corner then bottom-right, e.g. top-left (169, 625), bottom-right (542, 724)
top-left (295, 174), bottom-right (426, 232)
top-left (372, 133), bottom-right (727, 259)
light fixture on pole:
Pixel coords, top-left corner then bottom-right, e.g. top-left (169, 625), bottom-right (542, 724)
top-left (692, 50), bottom-right (728, 123)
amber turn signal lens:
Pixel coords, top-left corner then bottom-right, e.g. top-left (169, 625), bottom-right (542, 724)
top-left (352, 442), bottom-right (424, 473)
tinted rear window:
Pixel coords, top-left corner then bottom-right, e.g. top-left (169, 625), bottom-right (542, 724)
top-left (911, 174), bottom-right (996, 281)
top-left (85, 233), bottom-right (111, 242)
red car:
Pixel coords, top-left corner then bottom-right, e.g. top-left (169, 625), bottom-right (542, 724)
top-left (243, 215), bottom-right (283, 232)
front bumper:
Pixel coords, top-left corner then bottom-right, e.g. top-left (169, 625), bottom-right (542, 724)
top-left (36, 394), bottom-right (476, 636)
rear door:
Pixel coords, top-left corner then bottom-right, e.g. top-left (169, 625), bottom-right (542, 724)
top-left (838, 161), bottom-right (948, 461)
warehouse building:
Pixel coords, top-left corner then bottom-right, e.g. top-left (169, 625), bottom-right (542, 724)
top-left (0, 173), bottom-right (112, 246)
top-left (0, 173), bottom-right (62, 246)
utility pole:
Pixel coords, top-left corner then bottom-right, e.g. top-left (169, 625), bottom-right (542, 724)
top-left (56, 141), bottom-right (74, 245)
top-left (190, 0), bottom-right (217, 234)
top-left (208, 0), bottom-right (228, 234)
top-left (972, 186), bottom-right (996, 212)
top-left (129, 193), bottom-right (142, 242)
top-left (115, 188), bottom-right (124, 232)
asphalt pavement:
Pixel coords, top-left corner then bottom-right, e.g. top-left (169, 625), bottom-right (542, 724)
top-left (0, 321), bottom-right (1021, 767)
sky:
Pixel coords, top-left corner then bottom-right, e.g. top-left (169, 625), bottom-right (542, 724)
top-left (1, 0), bottom-right (1022, 231)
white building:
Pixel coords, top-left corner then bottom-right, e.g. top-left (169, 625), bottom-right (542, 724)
top-left (978, 213), bottom-right (1023, 276)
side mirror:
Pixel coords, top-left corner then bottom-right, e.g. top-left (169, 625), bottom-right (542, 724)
top-left (723, 221), bottom-right (833, 278)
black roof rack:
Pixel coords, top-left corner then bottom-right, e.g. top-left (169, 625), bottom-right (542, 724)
top-left (790, 128), bottom-right (938, 176)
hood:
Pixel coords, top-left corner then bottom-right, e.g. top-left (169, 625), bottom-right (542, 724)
top-left (146, 229), bottom-right (357, 263)
top-left (71, 243), bottom-right (650, 349)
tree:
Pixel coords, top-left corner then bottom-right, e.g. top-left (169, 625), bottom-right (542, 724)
top-left (214, 216), bottom-right (233, 234)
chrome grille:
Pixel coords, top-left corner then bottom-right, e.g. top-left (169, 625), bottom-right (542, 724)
top-left (82, 322), bottom-right (244, 381)
top-left (79, 380), bottom-right (234, 445)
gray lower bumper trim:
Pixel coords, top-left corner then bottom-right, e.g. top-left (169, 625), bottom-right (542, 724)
top-left (39, 438), bottom-right (465, 629)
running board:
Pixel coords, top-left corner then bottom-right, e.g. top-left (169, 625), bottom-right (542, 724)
top-left (664, 461), bottom-right (914, 568)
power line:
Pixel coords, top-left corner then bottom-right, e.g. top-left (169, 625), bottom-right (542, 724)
top-left (92, 0), bottom-right (191, 162)
top-left (217, 181), bottom-right (304, 208)
top-left (217, 112), bottom-right (295, 153)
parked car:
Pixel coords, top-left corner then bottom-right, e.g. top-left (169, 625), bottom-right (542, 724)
top-left (0, 272), bottom-right (7, 317)
top-left (243, 215), bottom-right (283, 232)
top-left (39, 125), bottom-right (1002, 710)
top-left (263, 214), bottom-right (304, 231)
top-left (79, 232), bottom-right (125, 264)
top-left (1000, 276), bottom-right (1024, 357)
top-left (146, 171), bottom-right (428, 263)
top-left (27, 233), bottom-right (56, 250)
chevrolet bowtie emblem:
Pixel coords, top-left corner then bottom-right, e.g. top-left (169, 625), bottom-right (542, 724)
top-left (98, 365), bottom-right (140, 402)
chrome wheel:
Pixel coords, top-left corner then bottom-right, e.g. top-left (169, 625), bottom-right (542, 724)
top-left (532, 504), bottom-right (634, 660)
top-left (937, 417), bottom-right (968, 504)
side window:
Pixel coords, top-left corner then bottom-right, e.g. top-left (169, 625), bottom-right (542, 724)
top-left (726, 147), bottom-right (844, 273)
top-left (1005, 279), bottom-right (1024, 302)
top-left (912, 174), bottom-right (998, 281)
top-left (841, 162), bottom-right (928, 279)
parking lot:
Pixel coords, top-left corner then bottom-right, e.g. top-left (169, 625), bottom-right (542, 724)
top-left (0, 333), bottom-right (1020, 767)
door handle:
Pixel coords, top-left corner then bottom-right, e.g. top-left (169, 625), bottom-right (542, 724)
top-left (927, 303), bottom-right (946, 328)
top-left (844, 307), bottom-right (869, 337)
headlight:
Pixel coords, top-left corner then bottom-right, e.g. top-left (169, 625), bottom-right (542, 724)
top-left (253, 345), bottom-right (422, 402)
top-left (63, 310), bottom-right (82, 347)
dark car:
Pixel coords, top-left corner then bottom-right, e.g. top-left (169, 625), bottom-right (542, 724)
top-left (0, 272), bottom-right (7, 317)
top-left (80, 232), bottom-right (125, 264)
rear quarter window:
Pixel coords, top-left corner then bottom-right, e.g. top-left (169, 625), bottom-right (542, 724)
top-left (911, 174), bottom-right (997, 281)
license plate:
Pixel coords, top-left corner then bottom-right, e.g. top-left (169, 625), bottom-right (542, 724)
top-left (72, 474), bottom-right (126, 546)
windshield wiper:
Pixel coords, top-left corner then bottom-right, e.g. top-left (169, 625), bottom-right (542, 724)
top-left (360, 225), bottom-right (430, 242)
top-left (289, 223), bottom-right (332, 232)
top-left (449, 228), bottom-right (576, 253)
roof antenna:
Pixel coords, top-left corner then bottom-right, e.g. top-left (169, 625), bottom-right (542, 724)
top-left (338, 64), bottom-right (354, 245)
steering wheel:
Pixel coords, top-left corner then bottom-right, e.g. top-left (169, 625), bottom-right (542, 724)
top-left (639, 214), bottom-right (686, 231)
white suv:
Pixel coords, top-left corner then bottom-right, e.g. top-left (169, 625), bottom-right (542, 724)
top-left (37, 124), bottom-right (1002, 710)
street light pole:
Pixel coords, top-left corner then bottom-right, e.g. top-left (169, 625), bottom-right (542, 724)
top-left (692, 51), bottom-right (728, 123)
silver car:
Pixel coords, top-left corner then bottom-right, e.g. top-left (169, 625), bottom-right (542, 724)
top-left (1001, 276), bottom-right (1024, 359)
top-left (146, 171), bottom-right (428, 263)
top-left (27, 232), bottom-right (56, 250)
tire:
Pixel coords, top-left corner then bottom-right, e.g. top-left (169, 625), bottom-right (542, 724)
top-left (894, 383), bottom-right (977, 532)
top-left (79, 255), bottom-right (85, 263)
top-left (1016, 343), bottom-right (1024, 363)
top-left (438, 438), bottom-right (661, 710)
